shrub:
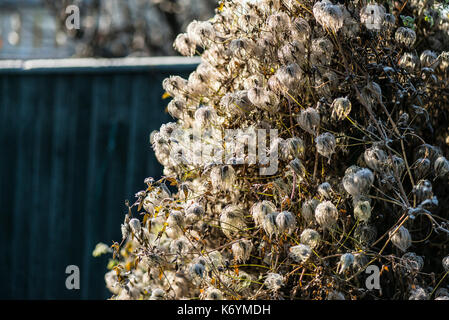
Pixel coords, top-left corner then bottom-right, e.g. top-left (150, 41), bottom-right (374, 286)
top-left (103, 0), bottom-right (449, 300)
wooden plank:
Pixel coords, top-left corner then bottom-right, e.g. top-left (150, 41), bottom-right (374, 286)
top-left (27, 74), bottom-right (50, 299)
top-left (10, 75), bottom-right (36, 298)
top-left (81, 74), bottom-right (109, 299)
top-left (0, 76), bottom-right (19, 299)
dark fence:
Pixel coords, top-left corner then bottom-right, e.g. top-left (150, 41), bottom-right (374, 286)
top-left (0, 57), bottom-right (199, 299)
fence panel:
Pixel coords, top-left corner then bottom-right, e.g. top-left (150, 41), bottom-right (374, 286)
top-left (0, 57), bottom-right (198, 299)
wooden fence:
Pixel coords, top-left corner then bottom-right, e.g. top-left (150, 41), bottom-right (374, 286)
top-left (0, 57), bottom-right (199, 299)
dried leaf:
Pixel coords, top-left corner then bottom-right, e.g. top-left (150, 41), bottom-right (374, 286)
top-left (162, 92), bottom-right (171, 99)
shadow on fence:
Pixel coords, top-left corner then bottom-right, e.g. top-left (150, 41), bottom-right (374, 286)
top-left (0, 57), bottom-right (199, 299)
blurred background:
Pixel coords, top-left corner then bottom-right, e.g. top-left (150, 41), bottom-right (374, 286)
top-left (0, 0), bottom-right (216, 299)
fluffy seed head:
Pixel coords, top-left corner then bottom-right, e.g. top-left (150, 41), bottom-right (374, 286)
top-left (390, 226), bottom-right (412, 252)
top-left (360, 4), bottom-right (386, 31)
top-left (287, 137), bottom-right (305, 159)
top-left (129, 218), bottom-right (141, 235)
top-left (289, 244), bottom-right (312, 263)
top-left (275, 63), bottom-right (303, 91)
top-left (315, 201), bottom-right (339, 229)
top-left (232, 239), bottom-right (253, 263)
top-left (313, 1), bottom-right (344, 32)
top-left (338, 253), bottom-right (354, 274)
top-left (420, 50), bottom-right (439, 68)
top-left (354, 200), bottom-right (372, 222)
top-left (401, 252), bottom-right (424, 273)
top-left (301, 199), bottom-right (320, 223)
top-left (276, 211), bottom-right (297, 235)
top-left (434, 156), bottom-right (449, 178)
top-left (210, 165), bottom-right (236, 192)
top-left (297, 107), bottom-right (320, 135)
top-left (399, 52), bottom-right (419, 72)
top-left (300, 229), bottom-right (321, 249)
top-left (185, 203), bottom-right (204, 223)
top-left (220, 205), bottom-right (247, 239)
top-left (318, 182), bottom-right (333, 199)
top-left (354, 224), bottom-right (377, 247)
top-left (263, 212), bottom-right (280, 238)
top-left (204, 287), bottom-right (223, 300)
top-left (174, 33), bottom-right (196, 56)
top-left (251, 200), bottom-right (277, 227)
top-left (316, 132), bottom-right (337, 159)
top-left (342, 167), bottom-right (374, 197)
top-left (264, 273), bottom-right (284, 291)
top-left (443, 256), bottom-right (449, 272)
top-left (395, 27), bottom-right (417, 47)
top-left (364, 146), bottom-right (388, 172)
top-left (331, 97), bottom-right (352, 120)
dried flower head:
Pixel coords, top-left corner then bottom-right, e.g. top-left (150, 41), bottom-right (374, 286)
top-left (150, 288), bottom-right (166, 300)
top-left (264, 273), bottom-right (284, 291)
top-left (315, 201), bottom-right (339, 229)
top-left (232, 239), bottom-right (253, 263)
top-left (360, 4), bottom-right (386, 31)
top-left (343, 166), bottom-right (374, 197)
top-left (316, 132), bottom-right (337, 159)
top-left (413, 158), bottom-right (432, 180)
top-left (300, 229), bottom-right (321, 249)
top-left (434, 156), bottom-right (449, 178)
top-left (364, 146), bottom-right (388, 172)
top-left (313, 1), bottom-right (344, 32)
top-left (409, 286), bottom-right (429, 300)
top-left (301, 199), bottom-right (320, 223)
top-left (390, 226), bottom-right (412, 252)
top-left (174, 33), bottom-right (196, 56)
top-left (413, 179), bottom-right (433, 203)
top-left (401, 252), bottom-right (424, 273)
top-left (297, 107), bottom-right (320, 135)
top-left (395, 27), bottom-right (417, 47)
top-left (275, 63), bottom-right (303, 92)
top-left (185, 202), bottom-right (205, 223)
top-left (291, 17), bottom-right (311, 41)
top-left (354, 200), bottom-right (372, 222)
top-left (251, 200), bottom-right (277, 227)
top-left (276, 211), bottom-right (297, 235)
top-left (338, 253), bottom-right (354, 274)
top-left (210, 165), bottom-right (236, 192)
top-left (443, 256), bottom-right (449, 272)
top-left (331, 97), bottom-right (352, 120)
top-left (219, 206), bottom-right (247, 239)
top-left (129, 218), bottom-right (141, 235)
top-left (289, 244), bottom-right (312, 263)
top-left (318, 182), bottom-right (333, 199)
top-left (289, 158), bottom-right (306, 178)
top-left (399, 53), bottom-right (419, 72)
top-left (287, 137), bottom-right (305, 159)
top-left (204, 287), bottom-right (223, 300)
top-left (354, 223), bottom-right (378, 247)
top-left (263, 212), bottom-right (280, 238)
top-left (420, 50), bottom-right (439, 68)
